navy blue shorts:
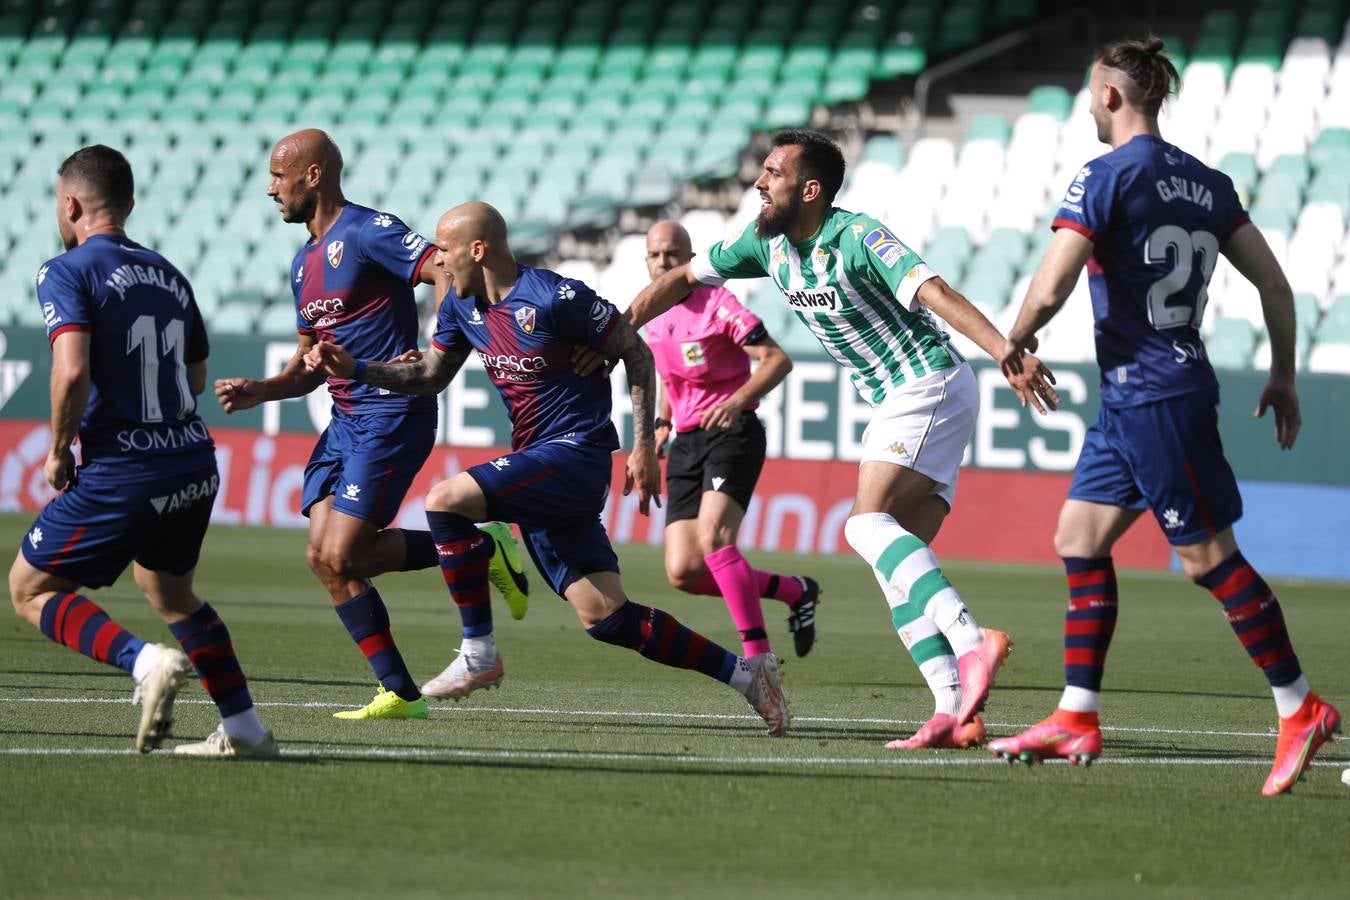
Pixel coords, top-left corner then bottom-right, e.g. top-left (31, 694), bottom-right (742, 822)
top-left (21, 460), bottom-right (220, 588)
top-left (467, 440), bottom-right (620, 597)
top-left (1067, 392), bottom-right (1242, 546)
top-left (302, 409), bottom-right (437, 528)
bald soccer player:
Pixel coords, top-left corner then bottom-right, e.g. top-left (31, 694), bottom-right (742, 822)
top-left (642, 221), bottom-right (822, 659)
top-left (214, 130), bottom-right (526, 719)
top-left (304, 202), bottom-right (792, 736)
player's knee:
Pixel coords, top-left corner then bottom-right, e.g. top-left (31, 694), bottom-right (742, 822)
top-left (7, 557), bottom-right (45, 620)
top-left (695, 526), bottom-right (732, 558)
top-left (665, 559), bottom-right (705, 593)
top-left (1051, 526), bottom-right (1077, 558)
top-left (305, 542), bottom-right (327, 577)
top-left (319, 544), bottom-right (362, 579)
top-left (843, 514), bottom-right (876, 555)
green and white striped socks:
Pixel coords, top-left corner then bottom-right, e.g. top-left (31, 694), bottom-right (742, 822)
top-left (867, 567), bottom-right (961, 715)
top-left (846, 511), bottom-right (985, 673)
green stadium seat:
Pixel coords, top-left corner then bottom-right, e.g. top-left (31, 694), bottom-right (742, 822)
top-left (1207, 317), bottom-right (1257, 369)
top-left (966, 114), bottom-right (1012, 145)
top-left (1319, 296), bottom-right (1350, 341)
top-left (1266, 154), bottom-right (1311, 190)
top-left (823, 69), bottom-right (871, 104)
top-left (210, 301), bottom-right (260, 335)
top-left (1293, 293), bottom-right (1322, 337)
top-left (1249, 205), bottom-right (1294, 237)
top-left (979, 228), bottom-right (1029, 267)
top-left (1026, 86), bottom-right (1072, 121)
top-left (1305, 175), bottom-right (1350, 217)
top-left (1218, 152), bottom-right (1260, 200)
top-left (1309, 129), bottom-right (1350, 173)
top-left (859, 136), bottom-right (903, 170)
top-left (760, 93), bottom-right (812, 130)
top-left (257, 302), bottom-right (301, 336)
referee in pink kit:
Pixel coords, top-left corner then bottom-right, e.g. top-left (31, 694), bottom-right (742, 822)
top-left (642, 221), bottom-right (822, 657)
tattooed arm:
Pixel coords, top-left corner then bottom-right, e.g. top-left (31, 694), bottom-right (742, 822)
top-left (598, 316), bottom-right (662, 515)
top-left (304, 340), bottom-right (471, 395)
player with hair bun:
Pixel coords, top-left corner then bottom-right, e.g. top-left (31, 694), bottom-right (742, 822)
top-left (992, 38), bottom-right (1341, 795)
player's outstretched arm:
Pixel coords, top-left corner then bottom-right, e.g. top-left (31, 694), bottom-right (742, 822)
top-left (917, 277), bottom-right (1060, 414)
top-left (626, 263), bottom-right (702, 330)
top-left (304, 339), bottom-right (469, 396)
top-left (215, 333), bottom-right (325, 413)
top-left (699, 336), bottom-right (794, 430)
top-left (1002, 228), bottom-right (1094, 371)
top-left (46, 330), bottom-right (91, 491)
top-left (601, 317), bottom-right (662, 515)
top-left (1223, 222), bottom-right (1301, 449)
top-left (573, 264), bottom-right (704, 378)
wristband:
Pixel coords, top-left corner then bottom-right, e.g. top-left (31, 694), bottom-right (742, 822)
top-left (352, 359), bottom-right (368, 382)
top-left (654, 418), bottom-right (672, 429)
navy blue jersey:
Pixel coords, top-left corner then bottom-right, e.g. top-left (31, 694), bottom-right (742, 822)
top-left (36, 234), bottom-right (213, 477)
top-left (291, 202), bottom-right (436, 415)
top-left (1053, 135), bottom-right (1250, 408)
top-left (433, 265), bottom-right (621, 451)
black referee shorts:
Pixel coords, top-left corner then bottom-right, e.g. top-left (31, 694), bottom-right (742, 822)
top-left (664, 411), bottom-right (767, 524)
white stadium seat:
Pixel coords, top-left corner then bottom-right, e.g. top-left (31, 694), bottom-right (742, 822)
top-left (1307, 341), bottom-right (1350, 373)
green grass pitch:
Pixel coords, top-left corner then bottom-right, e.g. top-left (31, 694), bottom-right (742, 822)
top-left (1, 512), bottom-right (1347, 898)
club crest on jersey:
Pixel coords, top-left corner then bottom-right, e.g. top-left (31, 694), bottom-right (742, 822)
top-left (863, 227), bottom-right (905, 268)
top-left (327, 241), bottom-right (344, 268)
top-left (514, 306), bottom-right (536, 334)
top-left (681, 341), bottom-right (705, 366)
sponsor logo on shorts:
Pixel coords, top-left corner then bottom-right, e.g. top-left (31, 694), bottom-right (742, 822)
top-left (150, 474), bottom-right (220, 514)
top-left (342, 482), bottom-right (361, 501)
top-left (783, 286), bottom-right (839, 310)
top-left (327, 241), bottom-right (344, 268)
top-left (863, 227), bottom-right (905, 268)
top-left (886, 441), bottom-right (910, 459)
top-left (1162, 508), bottom-right (1184, 530)
top-left (515, 306), bottom-right (536, 334)
top-left (28, 527), bottom-right (42, 548)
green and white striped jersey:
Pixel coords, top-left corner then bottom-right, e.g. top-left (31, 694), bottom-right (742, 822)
top-left (690, 207), bottom-right (963, 407)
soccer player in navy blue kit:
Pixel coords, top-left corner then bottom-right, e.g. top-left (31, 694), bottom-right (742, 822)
top-left (990, 38), bottom-right (1340, 794)
top-left (305, 202), bottom-right (791, 736)
top-left (7, 145), bottom-right (277, 757)
top-left (215, 130), bottom-right (525, 719)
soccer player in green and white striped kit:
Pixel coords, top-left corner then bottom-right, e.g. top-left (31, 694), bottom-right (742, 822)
top-left (624, 130), bottom-right (1061, 748)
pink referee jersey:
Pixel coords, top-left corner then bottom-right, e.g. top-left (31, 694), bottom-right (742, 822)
top-left (644, 284), bottom-right (766, 432)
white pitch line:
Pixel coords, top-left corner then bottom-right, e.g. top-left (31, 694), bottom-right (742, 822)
top-left (0, 744), bottom-right (1345, 769)
top-left (0, 694), bottom-right (1285, 739)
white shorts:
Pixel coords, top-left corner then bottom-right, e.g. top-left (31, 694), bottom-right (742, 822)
top-left (860, 362), bottom-right (978, 507)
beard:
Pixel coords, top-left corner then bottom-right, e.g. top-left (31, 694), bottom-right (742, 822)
top-left (279, 191), bottom-right (317, 224)
top-left (755, 190), bottom-right (802, 239)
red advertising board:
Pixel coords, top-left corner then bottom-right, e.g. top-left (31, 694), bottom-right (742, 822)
top-left (0, 420), bottom-right (1172, 569)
